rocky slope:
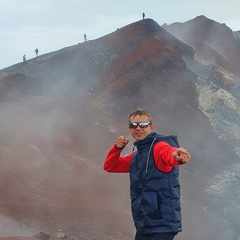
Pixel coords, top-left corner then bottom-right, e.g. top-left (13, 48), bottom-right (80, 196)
top-left (163, 15), bottom-right (240, 76)
top-left (0, 16), bottom-right (240, 240)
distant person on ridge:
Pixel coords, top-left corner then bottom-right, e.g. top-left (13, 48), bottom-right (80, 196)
top-left (23, 54), bottom-right (26, 62)
top-left (35, 48), bottom-right (39, 57)
top-left (103, 108), bottom-right (191, 240)
top-left (142, 12), bottom-right (145, 19)
top-left (84, 33), bottom-right (87, 42)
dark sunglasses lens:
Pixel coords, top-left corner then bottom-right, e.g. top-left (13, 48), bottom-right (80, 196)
top-left (129, 122), bottom-right (138, 128)
top-left (139, 122), bottom-right (149, 128)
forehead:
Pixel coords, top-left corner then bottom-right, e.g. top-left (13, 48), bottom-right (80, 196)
top-left (129, 114), bottom-right (149, 121)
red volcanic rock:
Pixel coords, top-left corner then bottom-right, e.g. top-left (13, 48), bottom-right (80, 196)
top-left (0, 17), bottom-right (239, 240)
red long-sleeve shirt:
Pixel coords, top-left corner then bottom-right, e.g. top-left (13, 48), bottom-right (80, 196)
top-left (103, 141), bottom-right (180, 173)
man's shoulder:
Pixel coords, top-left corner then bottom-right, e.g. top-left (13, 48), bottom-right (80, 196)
top-left (154, 134), bottom-right (179, 148)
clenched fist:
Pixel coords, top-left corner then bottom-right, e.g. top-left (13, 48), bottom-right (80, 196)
top-left (115, 136), bottom-right (129, 149)
top-left (172, 147), bottom-right (191, 164)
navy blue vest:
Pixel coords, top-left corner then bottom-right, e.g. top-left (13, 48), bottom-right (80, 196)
top-left (130, 132), bottom-right (182, 234)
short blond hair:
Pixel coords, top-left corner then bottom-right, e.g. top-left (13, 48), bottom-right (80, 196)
top-left (129, 108), bottom-right (152, 122)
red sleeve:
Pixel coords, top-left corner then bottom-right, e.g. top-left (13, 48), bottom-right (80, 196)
top-left (103, 145), bottom-right (133, 173)
top-left (153, 141), bottom-right (180, 173)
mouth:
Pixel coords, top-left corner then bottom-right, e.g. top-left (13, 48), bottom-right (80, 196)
top-left (134, 131), bottom-right (143, 137)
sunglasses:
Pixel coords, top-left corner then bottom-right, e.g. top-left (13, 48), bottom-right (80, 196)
top-left (129, 121), bottom-right (152, 129)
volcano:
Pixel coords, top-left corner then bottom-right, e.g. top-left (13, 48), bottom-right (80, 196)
top-left (0, 16), bottom-right (240, 240)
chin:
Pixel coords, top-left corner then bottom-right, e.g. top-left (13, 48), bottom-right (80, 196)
top-left (135, 136), bottom-right (144, 141)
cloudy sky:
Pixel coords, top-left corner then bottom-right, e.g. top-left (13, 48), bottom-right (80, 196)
top-left (0, 0), bottom-right (239, 70)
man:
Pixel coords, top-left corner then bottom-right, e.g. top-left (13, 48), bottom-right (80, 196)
top-left (103, 108), bottom-right (191, 240)
top-left (23, 54), bottom-right (26, 62)
top-left (84, 33), bottom-right (87, 42)
top-left (35, 48), bottom-right (39, 57)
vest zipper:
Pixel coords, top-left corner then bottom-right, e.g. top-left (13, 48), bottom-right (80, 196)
top-left (145, 138), bottom-right (156, 175)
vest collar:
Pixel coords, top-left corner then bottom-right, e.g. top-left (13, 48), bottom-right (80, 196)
top-left (133, 131), bottom-right (157, 147)
top-left (133, 132), bottom-right (157, 175)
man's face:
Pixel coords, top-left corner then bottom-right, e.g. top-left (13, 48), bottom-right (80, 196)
top-left (128, 114), bottom-right (154, 141)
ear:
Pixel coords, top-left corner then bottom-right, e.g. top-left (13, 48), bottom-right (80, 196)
top-left (150, 123), bottom-right (154, 130)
